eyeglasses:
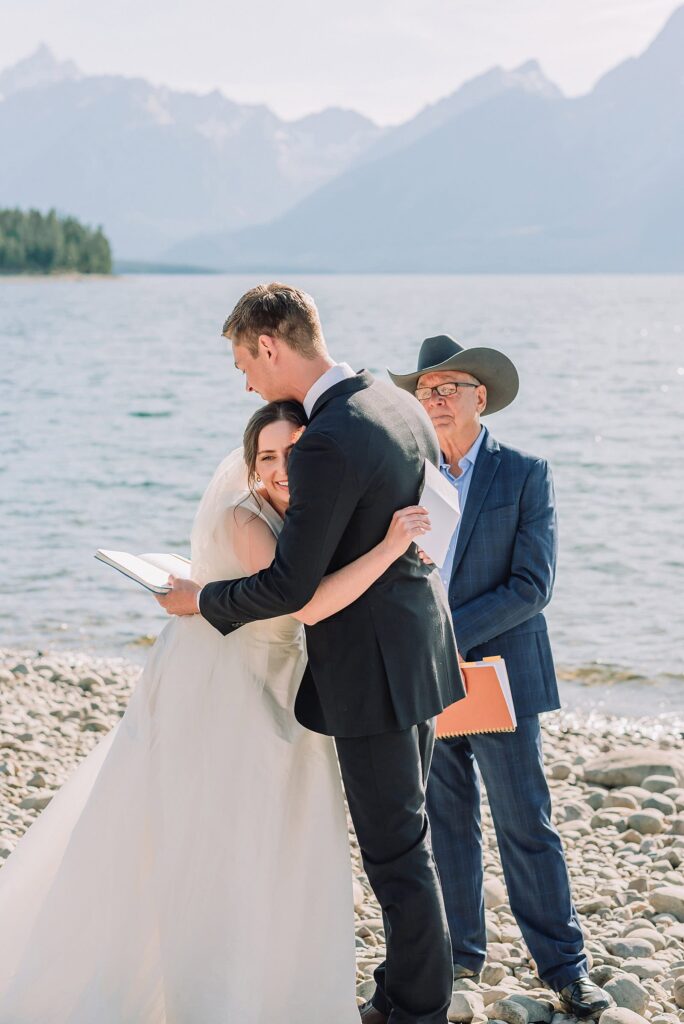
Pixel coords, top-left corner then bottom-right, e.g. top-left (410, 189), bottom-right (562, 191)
top-left (415, 382), bottom-right (480, 402)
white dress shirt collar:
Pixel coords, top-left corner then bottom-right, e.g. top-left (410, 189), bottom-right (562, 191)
top-left (303, 363), bottom-right (355, 418)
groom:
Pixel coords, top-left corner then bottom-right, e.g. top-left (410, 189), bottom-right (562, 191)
top-left (161, 282), bottom-right (465, 1024)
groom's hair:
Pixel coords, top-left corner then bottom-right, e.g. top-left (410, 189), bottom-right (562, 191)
top-left (222, 282), bottom-right (325, 359)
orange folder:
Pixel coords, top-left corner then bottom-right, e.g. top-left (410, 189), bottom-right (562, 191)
top-left (436, 657), bottom-right (517, 738)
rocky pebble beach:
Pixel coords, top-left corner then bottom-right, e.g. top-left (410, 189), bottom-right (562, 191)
top-left (2, 646), bottom-right (684, 1023)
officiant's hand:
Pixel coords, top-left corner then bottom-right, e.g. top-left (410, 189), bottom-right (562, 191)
top-left (156, 576), bottom-right (201, 616)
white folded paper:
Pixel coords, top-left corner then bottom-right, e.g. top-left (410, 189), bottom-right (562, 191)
top-left (418, 461), bottom-right (461, 567)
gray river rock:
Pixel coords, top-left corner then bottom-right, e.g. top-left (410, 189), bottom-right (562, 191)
top-left (2, 647), bottom-right (684, 1021)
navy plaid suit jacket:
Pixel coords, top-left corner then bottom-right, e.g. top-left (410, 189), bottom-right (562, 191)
top-left (447, 427), bottom-right (561, 718)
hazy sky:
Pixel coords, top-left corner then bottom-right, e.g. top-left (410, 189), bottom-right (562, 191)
top-left (1, 0), bottom-right (681, 123)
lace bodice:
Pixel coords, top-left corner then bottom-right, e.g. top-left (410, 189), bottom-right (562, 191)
top-left (189, 450), bottom-right (302, 646)
top-left (188, 448), bottom-right (275, 586)
top-left (190, 490), bottom-right (282, 587)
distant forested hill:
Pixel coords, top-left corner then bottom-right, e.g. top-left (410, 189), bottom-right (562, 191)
top-left (0, 208), bottom-right (112, 274)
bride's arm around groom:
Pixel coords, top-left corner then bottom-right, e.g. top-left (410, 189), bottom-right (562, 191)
top-left (230, 498), bottom-right (432, 626)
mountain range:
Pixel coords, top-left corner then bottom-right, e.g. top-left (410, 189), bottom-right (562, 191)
top-left (2, 7), bottom-right (683, 271)
top-left (0, 46), bottom-right (380, 259)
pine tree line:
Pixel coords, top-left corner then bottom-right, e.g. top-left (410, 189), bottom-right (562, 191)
top-left (0, 208), bottom-right (112, 274)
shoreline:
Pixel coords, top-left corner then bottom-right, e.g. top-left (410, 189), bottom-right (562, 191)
top-left (2, 647), bottom-right (684, 1022)
top-left (5, 637), bottom-right (684, 722)
top-left (0, 271), bottom-right (114, 282)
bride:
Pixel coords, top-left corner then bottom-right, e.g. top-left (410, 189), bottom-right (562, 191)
top-left (0, 399), bottom-right (430, 1024)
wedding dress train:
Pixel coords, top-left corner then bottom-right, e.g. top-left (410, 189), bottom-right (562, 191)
top-left (0, 449), bottom-right (358, 1023)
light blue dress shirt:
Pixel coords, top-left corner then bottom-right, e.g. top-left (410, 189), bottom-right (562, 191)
top-left (438, 427), bottom-right (486, 590)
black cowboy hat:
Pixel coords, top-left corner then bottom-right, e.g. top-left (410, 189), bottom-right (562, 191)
top-left (388, 334), bottom-right (519, 416)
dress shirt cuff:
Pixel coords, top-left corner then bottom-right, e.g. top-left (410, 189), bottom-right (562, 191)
top-left (196, 587), bottom-right (203, 614)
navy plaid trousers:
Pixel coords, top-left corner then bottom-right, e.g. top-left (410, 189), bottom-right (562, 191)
top-left (426, 715), bottom-right (587, 991)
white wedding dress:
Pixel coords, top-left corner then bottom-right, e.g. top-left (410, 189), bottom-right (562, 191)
top-left (0, 449), bottom-right (359, 1024)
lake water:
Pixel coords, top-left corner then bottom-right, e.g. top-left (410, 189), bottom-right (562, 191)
top-left (1, 274), bottom-right (683, 717)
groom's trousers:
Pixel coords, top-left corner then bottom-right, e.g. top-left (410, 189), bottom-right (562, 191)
top-left (335, 719), bottom-right (453, 1024)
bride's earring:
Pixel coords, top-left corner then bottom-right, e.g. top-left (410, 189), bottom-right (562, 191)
top-left (255, 475), bottom-right (261, 482)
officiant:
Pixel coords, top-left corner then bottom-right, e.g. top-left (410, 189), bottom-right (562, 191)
top-left (389, 337), bottom-right (611, 1020)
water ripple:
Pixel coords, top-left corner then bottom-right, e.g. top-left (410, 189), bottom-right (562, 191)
top-left (1, 273), bottom-right (683, 715)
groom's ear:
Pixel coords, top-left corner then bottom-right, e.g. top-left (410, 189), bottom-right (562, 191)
top-left (257, 333), bottom-right (278, 361)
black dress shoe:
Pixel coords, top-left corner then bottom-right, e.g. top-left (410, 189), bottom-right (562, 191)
top-left (358, 1000), bottom-right (388, 1023)
top-left (453, 962), bottom-right (481, 984)
top-left (558, 978), bottom-right (613, 1018)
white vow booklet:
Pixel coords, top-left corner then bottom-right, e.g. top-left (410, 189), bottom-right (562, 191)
top-left (419, 461), bottom-right (461, 568)
top-left (95, 550), bottom-right (192, 594)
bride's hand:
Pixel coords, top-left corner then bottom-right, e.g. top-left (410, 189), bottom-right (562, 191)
top-left (382, 506), bottom-right (431, 560)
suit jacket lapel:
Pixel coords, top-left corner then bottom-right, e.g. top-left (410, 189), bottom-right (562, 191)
top-left (450, 428), bottom-right (501, 576)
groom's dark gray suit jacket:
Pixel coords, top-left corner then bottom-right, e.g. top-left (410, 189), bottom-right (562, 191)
top-left (200, 370), bottom-right (464, 737)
